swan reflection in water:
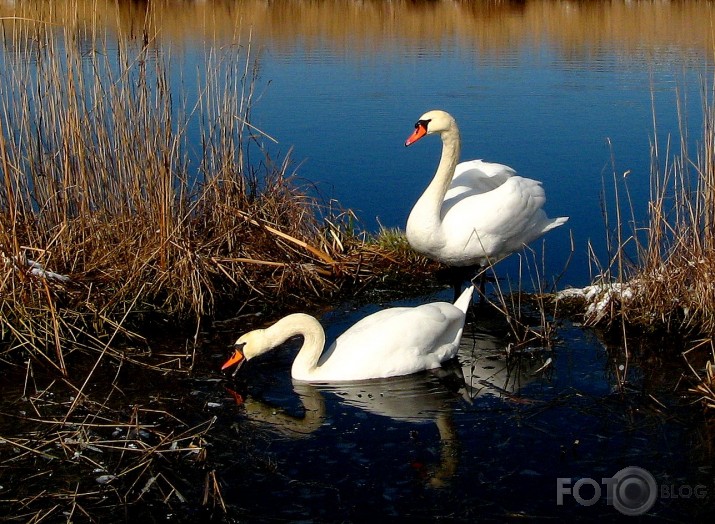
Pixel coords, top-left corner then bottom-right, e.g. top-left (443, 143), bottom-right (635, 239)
top-left (229, 322), bottom-right (549, 488)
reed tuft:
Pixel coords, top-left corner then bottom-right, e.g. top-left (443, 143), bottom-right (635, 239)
top-left (554, 80), bottom-right (715, 411)
top-left (0, 12), bottom-right (425, 375)
top-left (0, 9), bottom-right (436, 520)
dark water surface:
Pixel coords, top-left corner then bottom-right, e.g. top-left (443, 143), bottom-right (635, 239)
top-left (2, 288), bottom-right (712, 522)
top-left (201, 288), bottom-right (713, 522)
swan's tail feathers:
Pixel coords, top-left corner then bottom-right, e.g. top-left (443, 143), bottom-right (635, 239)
top-left (542, 216), bottom-right (569, 233)
top-left (454, 285), bottom-right (475, 313)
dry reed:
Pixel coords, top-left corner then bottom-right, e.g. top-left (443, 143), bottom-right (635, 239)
top-left (0, 363), bottom-right (222, 522)
top-left (553, 79), bottom-right (715, 410)
top-left (0, 11), bottom-right (431, 376)
top-left (0, 9), bottom-right (439, 520)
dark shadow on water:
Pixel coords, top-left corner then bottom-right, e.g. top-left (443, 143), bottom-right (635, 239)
top-left (209, 289), bottom-right (715, 522)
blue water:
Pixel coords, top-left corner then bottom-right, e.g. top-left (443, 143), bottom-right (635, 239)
top-left (5, 7), bottom-right (705, 289)
top-left (249, 41), bottom-right (708, 289)
top-left (203, 28), bottom-right (715, 520)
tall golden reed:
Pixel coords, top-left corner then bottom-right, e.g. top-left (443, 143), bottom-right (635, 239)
top-left (577, 81), bottom-right (715, 408)
top-left (0, 7), bottom-right (425, 374)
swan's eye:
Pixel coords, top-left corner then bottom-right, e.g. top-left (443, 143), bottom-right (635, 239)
top-left (415, 119), bottom-right (431, 130)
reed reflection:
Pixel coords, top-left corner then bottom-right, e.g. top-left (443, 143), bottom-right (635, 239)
top-left (1, 0), bottom-right (712, 60)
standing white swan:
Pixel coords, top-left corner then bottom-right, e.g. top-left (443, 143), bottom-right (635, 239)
top-left (221, 285), bottom-right (474, 382)
top-left (404, 110), bottom-right (568, 295)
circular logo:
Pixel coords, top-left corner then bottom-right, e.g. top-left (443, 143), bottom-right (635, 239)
top-left (611, 466), bottom-right (658, 516)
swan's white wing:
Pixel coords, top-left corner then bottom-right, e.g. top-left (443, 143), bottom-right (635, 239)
top-left (441, 175), bottom-right (555, 262)
top-left (313, 303), bottom-right (467, 381)
top-left (444, 160), bottom-right (516, 207)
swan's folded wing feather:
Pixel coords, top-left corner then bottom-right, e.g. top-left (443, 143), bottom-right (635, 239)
top-left (442, 175), bottom-right (550, 256)
top-left (448, 160), bottom-right (516, 198)
top-left (317, 303), bottom-right (466, 379)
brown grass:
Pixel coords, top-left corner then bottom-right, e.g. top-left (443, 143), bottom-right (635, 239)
top-left (0, 9), bottom-right (442, 521)
top-left (582, 93), bottom-right (715, 335)
top-left (0, 362), bottom-right (224, 522)
top-left (0, 11), bottom-right (433, 376)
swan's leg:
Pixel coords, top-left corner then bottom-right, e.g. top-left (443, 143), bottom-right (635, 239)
top-left (478, 270), bottom-right (487, 301)
top-left (451, 265), bottom-right (476, 302)
top-left (452, 278), bottom-right (462, 302)
top-left (468, 266), bottom-right (488, 306)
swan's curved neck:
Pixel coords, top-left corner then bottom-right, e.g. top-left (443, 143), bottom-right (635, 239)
top-left (264, 313), bottom-right (326, 379)
top-left (410, 125), bottom-right (461, 227)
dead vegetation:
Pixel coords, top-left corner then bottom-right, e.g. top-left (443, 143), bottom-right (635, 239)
top-left (552, 83), bottom-right (715, 412)
top-left (0, 360), bottom-right (230, 522)
top-left (0, 10), bottom-right (441, 521)
top-left (0, 13), bottom-right (437, 376)
top-left (1, 4), bottom-right (710, 521)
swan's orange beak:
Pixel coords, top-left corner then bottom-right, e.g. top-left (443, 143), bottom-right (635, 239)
top-left (221, 344), bottom-right (246, 374)
top-left (405, 123), bottom-right (427, 146)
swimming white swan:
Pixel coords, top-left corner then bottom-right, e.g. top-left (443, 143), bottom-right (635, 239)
top-left (221, 285), bottom-right (474, 382)
top-left (404, 110), bottom-right (568, 293)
